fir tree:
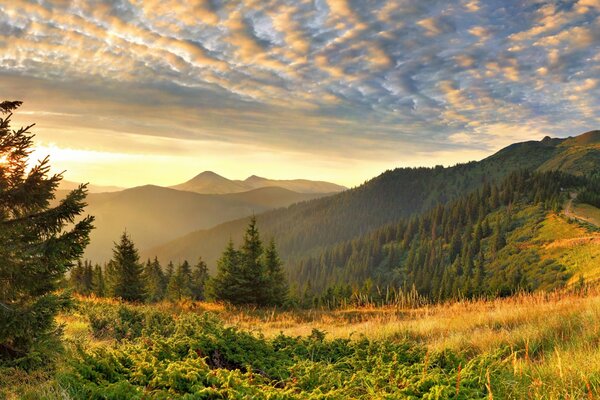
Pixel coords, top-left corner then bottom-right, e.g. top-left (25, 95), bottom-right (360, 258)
top-left (91, 264), bottom-right (106, 297)
top-left (238, 216), bottom-right (267, 305)
top-left (143, 257), bottom-right (165, 302)
top-left (0, 101), bottom-right (94, 364)
top-left (210, 218), bottom-right (288, 306)
top-left (165, 261), bottom-right (174, 286)
top-left (264, 239), bottom-right (288, 306)
top-left (110, 232), bottom-right (145, 302)
top-left (167, 260), bottom-right (193, 301)
top-left (191, 258), bottom-right (209, 301)
top-left (209, 239), bottom-right (241, 304)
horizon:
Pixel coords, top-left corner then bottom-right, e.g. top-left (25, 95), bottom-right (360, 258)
top-left (3, 0), bottom-right (600, 187)
top-left (57, 128), bottom-right (596, 190)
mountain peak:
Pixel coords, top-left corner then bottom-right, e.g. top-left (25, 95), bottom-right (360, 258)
top-left (192, 171), bottom-right (225, 180)
top-left (245, 175), bottom-right (266, 182)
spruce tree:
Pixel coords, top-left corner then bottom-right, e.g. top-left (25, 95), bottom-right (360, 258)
top-left (209, 239), bottom-right (240, 303)
top-left (191, 258), bottom-right (209, 301)
top-left (239, 216), bottom-right (267, 305)
top-left (143, 257), bottom-right (165, 302)
top-left (92, 264), bottom-right (106, 297)
top-left (110, 232), bottom-right (145, 301)
top-left (0, 101), bottom-right (94, 365)
top-left (264, 239), bottom-right (288, 306)
top-left (166, 260), bottom-right (192, 301)
top-left (69, 260), bottom-right (85, 294)
top-left (210, 218), bottom-right (288, 306)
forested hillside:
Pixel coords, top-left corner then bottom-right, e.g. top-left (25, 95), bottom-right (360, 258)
top-left (145, 131), bottom-right (600, 270)
top-left (290, 170), bottom-right (592, 303)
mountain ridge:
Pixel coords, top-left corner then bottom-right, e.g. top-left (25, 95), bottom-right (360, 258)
top-left (143, 130), bottom-right (600, 270)
top-left (82, 185), bottom-right (335, 262)
top-left (170, 171), bottom-right (347, 194)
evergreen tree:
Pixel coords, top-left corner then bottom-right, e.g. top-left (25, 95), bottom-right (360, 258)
top-left (209, 240), bottom-right (241, 304)
top-left (0, 101), bottom-right (94, 364)
top-left (167, 260), bottom-right (193, 301)
top-left (91, 264), bottom-right (106, 297)
top-left (80, 260), bottom-right (94, 295)
top-left (110, 232), bottom-right (145, 302)
top-left (264, 239), bottom-right (288, 306)
top-left (104, 260), bottom-right (117, 296)
top-left (70, 260), bottom-right (85, 294)
top-left (210, 218), bottom-right (288, 306)
top-left (191, 258), bottom-right (209, 301)
top-left (143, 257), bottom-right (165, 302)
top-left (165, 261), bottom-right (174, 287)
top-left (238, 216), bottom-right (267, 305)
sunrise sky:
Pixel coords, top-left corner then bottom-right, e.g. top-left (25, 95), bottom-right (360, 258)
top-left (1, 0), bottom-right (599, 187)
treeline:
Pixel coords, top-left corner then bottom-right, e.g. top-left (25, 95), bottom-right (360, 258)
top-left (69, 218), bottom-right (288, 307)
top-left (69, 253), bottom-right (209, 303)
top-left (290, 170), bottom-right (585, 306)
top-left (578, 169), bottom-right (600, 208)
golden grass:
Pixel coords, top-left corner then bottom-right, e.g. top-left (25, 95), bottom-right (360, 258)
top-left (531, 211), bottom-right (600, 285)
top-left (573, 202), bottom-right (600, 227)
top-left (220, 290), bottom-right (600, 398)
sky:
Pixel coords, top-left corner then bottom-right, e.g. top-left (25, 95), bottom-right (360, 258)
top-left (1, 0), bottom-right (599, 188)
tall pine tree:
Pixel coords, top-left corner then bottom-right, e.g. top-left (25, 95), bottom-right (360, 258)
top-left (143, 257), bottom-right (165, 302)
top-left (166, 260), bottom-right (192, 301)
top-left (0, 101), bottom-right (94, 365)
top-left (191, 258), bottom-right (209, 301)
top-left (110, 232), bottom-right (145, 302)
top-left (264, 239), bottom-right (288, 306)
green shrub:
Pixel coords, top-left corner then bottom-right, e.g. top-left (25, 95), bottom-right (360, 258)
top-left (60, 311), bottom-right (499, 399)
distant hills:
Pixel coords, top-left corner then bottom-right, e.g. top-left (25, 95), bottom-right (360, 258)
top-left (70, 174), bottom-right (343, 262)
top-left (59, 180), bottom-right (123, 193)
top-left (170, 171), bottom-right (347, 194)
top-left (143, 130), bottom-right (600, 273)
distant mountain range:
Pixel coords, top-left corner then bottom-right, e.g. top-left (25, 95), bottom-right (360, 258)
top-left (65, 174), bottom-right (345, 262)
top-left (143, 130), bottom-right (600, 273)
top-left (170, 171), bottom-right (347, 194)
top-left (59, 180), bottom-right (123, 193)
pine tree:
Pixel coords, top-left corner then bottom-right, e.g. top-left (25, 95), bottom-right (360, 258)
top-left (167, 260), bottom-right (192, 301)
top-left (143, 257), bottom-right (165, 302)
top-left (209, 239), bottom-right (241, 304)
top-left (70, 260), bottom-right (85, 294)
top-left (210, 218), bottom-right (288, 306)
top-left (264, 239), bottom-right (288, 306)
top-left (239, 216), bottom-right (267, 305)
top-left (91, 264), bottom-right (106, 297)
top-left (191, 258), bottom-right (209, 301)
top-left (110, 232), bottom-right (145, 302)
top-left (0, 101), bottom-right (94, 365)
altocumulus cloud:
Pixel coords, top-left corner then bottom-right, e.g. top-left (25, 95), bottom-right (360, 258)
top-left (0, 0), bottom-right (599, 185)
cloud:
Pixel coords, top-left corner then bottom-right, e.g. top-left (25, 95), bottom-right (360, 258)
top-left (0, 0), bottom-right (598, 186)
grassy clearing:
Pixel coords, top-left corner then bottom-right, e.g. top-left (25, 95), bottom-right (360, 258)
top-left (3, 290), bottom-right (600, 399)
top-left (533, 211), bottom-right (600, 284)
top-left (573, 203), bottom-right (600, 227)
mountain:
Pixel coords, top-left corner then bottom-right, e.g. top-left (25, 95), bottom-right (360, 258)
top-left (59, 180), bottom-right (123, 193)
top-left (171, 171), bottom-right (347, 194)
top-left (81, 186), bottom-right (331, 262)
top-left (170, 171), bottom-right (249, 194)
top-left (143, 130), bottom-right (600, 274)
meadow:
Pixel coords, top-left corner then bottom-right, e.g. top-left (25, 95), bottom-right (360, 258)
top-left (2, 288), bottom-right (600, 399)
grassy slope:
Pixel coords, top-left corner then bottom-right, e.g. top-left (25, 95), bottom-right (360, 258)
top-left (488, 204), bottom-right (600, 287)
top-left (3, 292), bottom-right (600, 399)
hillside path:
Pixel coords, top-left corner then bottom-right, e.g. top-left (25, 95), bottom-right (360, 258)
top-left (564, 192), bottom-right (599, 227)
